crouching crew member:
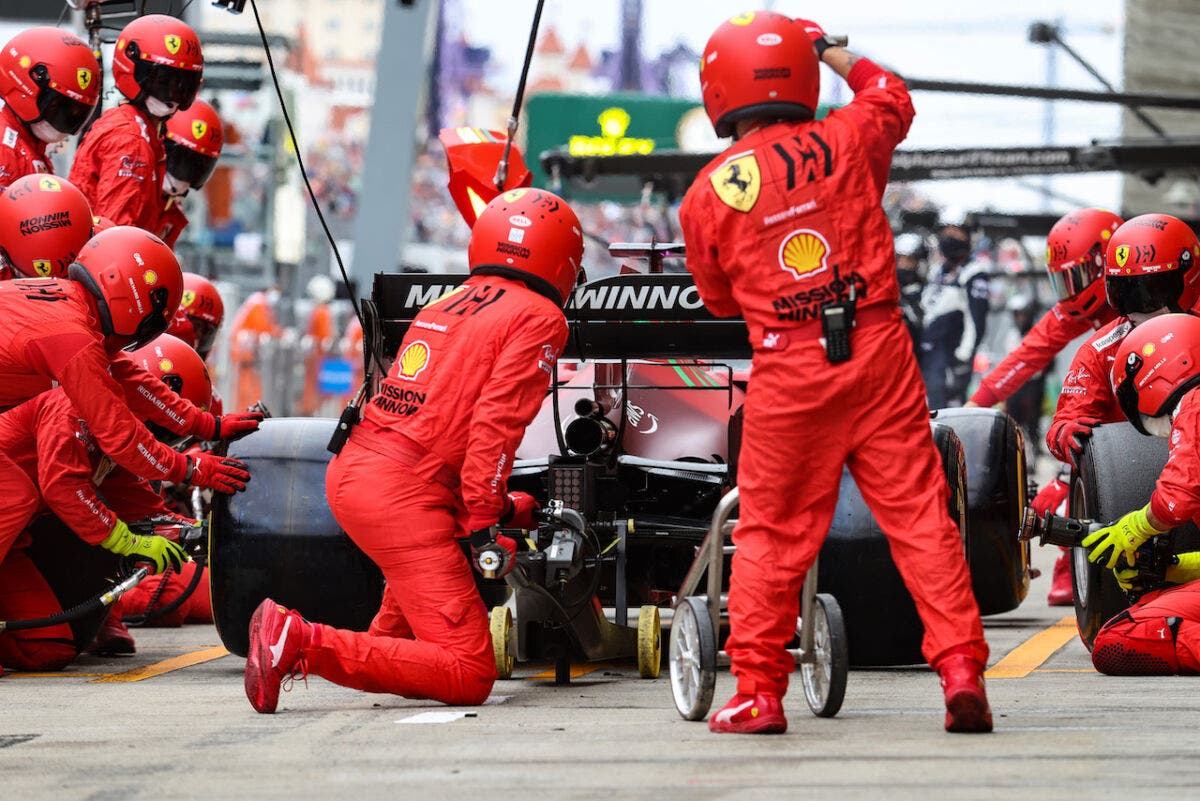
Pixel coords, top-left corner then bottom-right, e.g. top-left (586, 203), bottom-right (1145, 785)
top-left (680, 11), bottom-right (992, 734)
top-left (0, 226), bottom-right (253, 569)
top-left (243, 188), bottom-right (582, 713)
top-left (1084, 314), bottom-right (1200, 674)
top-left (0, 335), bottom-right (214, 671)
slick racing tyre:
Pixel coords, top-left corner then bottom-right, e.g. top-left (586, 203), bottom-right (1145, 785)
top-left (1070, 424), bottom-right (1200, 650)
top-left (210, 418), bottom-right (384, 656)
top-left (934, 408), bottom-right (1030, 615)
top-left (816, 426), bottom-right (966, 666)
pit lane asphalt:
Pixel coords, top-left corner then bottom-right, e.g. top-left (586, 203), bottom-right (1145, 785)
top-left (4, 529), bottom-right (1199, 799)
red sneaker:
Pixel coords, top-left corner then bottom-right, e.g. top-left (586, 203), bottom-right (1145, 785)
top-left (1047, 548), bottom-right (1073, 607)
top-left (938, 654), bottom-right (993, 733)
top-left (708, 693), bottom-right (787, 734)
top-left (244, 598), bottom-right (312, 714)
top-left (88, 611), bottom-right (136, 656)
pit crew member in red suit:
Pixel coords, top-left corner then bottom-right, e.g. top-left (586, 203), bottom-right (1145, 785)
top-left (679, 11), bottom-right (991, 734)
top-left (0, 334), bottom-right (211, 670)
top-left (0, 27), bottom-right (99, 191)
top-left (69, 15), bottom-right (203, 231)
top-left (966, 208), bottom-right (1123, 606)
top-left (157, 100), bottom-right (223, 248)
top-left (0, 173), bottom-right (94, 279)
top-left (1082, 314), bottom-right (1200, 674)
top-left (1046, 214), bottom-right (1200, 469)
top-left (0, 226), bottom-right (253, 569)
top-left (243, 187), bottom-right (581, 713)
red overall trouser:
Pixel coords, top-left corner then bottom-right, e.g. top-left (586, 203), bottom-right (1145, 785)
top-left (1093, 582), bottom-right (1200, 675)
top-left (0, 549), bottom-right (76, 671)
top-left (727, 318), bottom-right (988, 696)
top-left (0, 453), bottom-right (40, 568)
top-left (314, 439), bottom-right (496, 705)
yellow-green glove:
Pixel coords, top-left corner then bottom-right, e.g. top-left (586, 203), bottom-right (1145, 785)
top-left (100, 521), bottom-right (187, 575)
top-left (1112, 560), bottom-right (1141, 592)
top-left (1166, 552), bottom-right (1200, 585)
top-left (1082, 505), bottom-right (1166, 569)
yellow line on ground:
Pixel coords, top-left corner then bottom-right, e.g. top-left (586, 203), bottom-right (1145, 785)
top-left (528, 664), bottom-right (603, 681)
top-left (5, 672), bottom-right (104, 678)
top-left (985, 616), bottom-right (1077, 679)
top-left (89, 646), bottom-right (229, 683)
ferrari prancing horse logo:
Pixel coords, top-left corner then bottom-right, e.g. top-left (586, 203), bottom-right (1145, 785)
top-left (77, 68), bottom-right (92, 91)
top-left (710, 151), bottom-right (760, 213)
top-left (164, 35), bottom-right (181, 55)
top-left (1114, 244), bottom-right (1130, 268)
top-left (192, 120), bottom-right (208, 140)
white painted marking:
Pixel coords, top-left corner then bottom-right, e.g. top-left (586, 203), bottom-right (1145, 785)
top-left (396, 711), bottom-right (472, 724)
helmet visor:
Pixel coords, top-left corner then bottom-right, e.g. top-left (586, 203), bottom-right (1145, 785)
top-left (133, 60), bottom-right (201, 108)
top-left (1105, 271), bottom-right (1185, 316)
top-left (1048, 260), bottom-right (1100, 302)
top-left (164, 139), bottom-right (218, 187)
top-left (128, 287), bottom-right (173, 348)
top-left (37, 88), bottom-right (94, 134)
top-left (191, 317), bottom-right (218, 357)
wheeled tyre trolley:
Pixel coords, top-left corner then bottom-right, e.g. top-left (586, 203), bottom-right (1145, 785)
top-left (669, 488), bottom-right (849, 721)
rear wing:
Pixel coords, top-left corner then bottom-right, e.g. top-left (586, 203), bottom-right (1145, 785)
top-left (372, 272), bottom-right (751, 360)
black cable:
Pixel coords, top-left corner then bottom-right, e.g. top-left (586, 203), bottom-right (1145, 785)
top-left (122, 558), bottom-right (205, 626)
top-left (248, 0), bottom-right (386, 376)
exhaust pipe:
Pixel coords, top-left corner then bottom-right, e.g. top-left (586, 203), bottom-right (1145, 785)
top-left (565, 398), bottom-right (617, 456)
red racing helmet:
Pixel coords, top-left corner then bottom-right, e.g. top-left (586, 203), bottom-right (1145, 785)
top-left (91, 215), bottom-right (116, 234)
top-left (1105, 214), bottom-right (1200, 317)
top-left (164, 100), bottom-right (223, 187)
top-left (67, 226), bottom-right (183, 348)
top-left (0, 27), bottom-right (99, 135)
top-left (1113, 313), bottom-right (1200, 434)
top-left (1045, 208), bottom-right (1123, 318)
top-left (700, 11), bottom-right (820, 139)
top-left (0, 174), bottom-right (94, 278)
top-left (173, 272), bottom-right (225, 357)
top-left (126, 333), bottom-right (213, 411)
top-left (112, 14), bottom-right (203, 110)
top-left (467, 188), bottom-right (584, 306)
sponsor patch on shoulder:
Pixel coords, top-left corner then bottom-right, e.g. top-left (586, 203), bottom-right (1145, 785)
top-left (3, 127), bottom-right (17, 149)
top-left (1091, 320), bottom-right (1132, 352)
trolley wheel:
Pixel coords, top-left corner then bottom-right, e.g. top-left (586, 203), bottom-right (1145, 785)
top-left (489, 606), bottom-right (514, 680)
top-left (669, 596), bottom-right (716, 721)
top-left (554, 656), bottom-right (571, 684)
top-left (637, 605), bottom-right (662, 679)
top-left (801, 593), bottom-right (849, 718)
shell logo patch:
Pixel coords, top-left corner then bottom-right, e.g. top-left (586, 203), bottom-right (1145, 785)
top-left (32, 260), bottom-right (52, 277)
top-left (1143, 343), bottom-right (1156, 357)
top-left (38, 176), bottom-right (61, 192)
top-left (398, 340), bottom-right (431, 381)
top-left (77, 68), bottom-right (92, 91)
top-left (181, 289), bottom-right (196, 308)
top-left (710, 152), bottom-right (760, 213)
top-left (159, 358), bottom-right (173, 372)
top-left (18, 55), bottom-right (30, 69)
top-left (1101, 228), bottom-right (1112, 240)
top-left (143, 269), bottom-right (158, 286)
top-left (192, 120), bottom-right (207, 140)
top-left (779, 229), bottom-right (831, 280)
top-left (1114, 245), bottom-right (1130, 268)
top-left (164, 35), bottom-right (181, 55)
top-left (730, 12), bottom-right (756, 25)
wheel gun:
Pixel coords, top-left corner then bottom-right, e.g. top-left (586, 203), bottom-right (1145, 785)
top-left (1019, 508), bottom-right (1177, 600)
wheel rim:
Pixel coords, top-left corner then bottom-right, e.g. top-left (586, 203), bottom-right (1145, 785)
top-left (1073, 546), bottom-right (1090, 603)
top-left (670, 603), bottom-right (702, 709)
top-left (801, 609), bottom-right (832, 708)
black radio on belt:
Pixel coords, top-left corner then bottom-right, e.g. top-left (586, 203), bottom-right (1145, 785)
top-left (820, 283), bottom-right (856, 364)
top-left (327, 381), bottom-right (369, 455)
